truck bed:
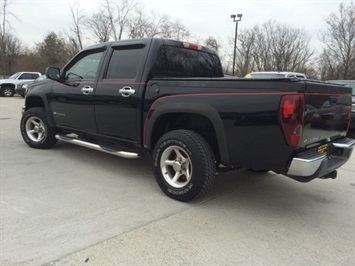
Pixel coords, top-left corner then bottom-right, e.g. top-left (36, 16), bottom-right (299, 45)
top-left (145, 78), bottom-right (352, 172)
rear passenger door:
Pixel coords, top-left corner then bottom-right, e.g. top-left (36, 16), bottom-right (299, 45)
top-left (94, 42), bottom-right (147, 143)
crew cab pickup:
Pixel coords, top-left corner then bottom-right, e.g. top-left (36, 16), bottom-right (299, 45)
top-left (20, 38), bottom-right (355, 201)
top-left (0, 72), bottom-right (41, 97)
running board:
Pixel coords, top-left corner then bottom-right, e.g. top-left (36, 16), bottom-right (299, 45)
top-left (55, 134), bottom-right (141, 159)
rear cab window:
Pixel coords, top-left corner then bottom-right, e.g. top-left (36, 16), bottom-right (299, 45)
top-left (153, 45), bottom-right (223, 78)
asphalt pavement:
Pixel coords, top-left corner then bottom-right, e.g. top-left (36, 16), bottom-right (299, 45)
top-left (1, 96), bottom-right (354, 265)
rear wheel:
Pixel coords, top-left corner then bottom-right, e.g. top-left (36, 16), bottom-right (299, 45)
top-left (1, 86), bottom-right (14, 97)
top-left (153, 130), bottom-right (216, 202)
top-left (20, 107), bottom-right (57, 149)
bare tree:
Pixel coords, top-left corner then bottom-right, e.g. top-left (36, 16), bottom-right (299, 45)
top-left (84, 0), bottom-right (137, 43)
top-left (85, 11), bottom-right (112, 43)
top-left (0, 0), bottom-right (12, 37)
top-left (204, 36), bottom-right (220, 52)
top-left (144, 12), bottom-right (169, 37)
top-left (169, 20), bottom-right (190, 41)
top-left (13, 49), bottom-right (41, 72)
top-left (0, 0), bottom-right (15, 75)
top-left (128, 8), bottom-right (159, 38)
top-left (127, 7), bottom-right (189, 41)
top-left (65, 2), bottom-right (85, 52)
top-left (128, 11), bottom-right (170, 39)
top-left (265, 21), bottom-right (315, 72)
top-left (0, 0), bottom-right (23, 76)
top-left (319, 2), bottom-right (355, 80)
top-left (102, 0), bottom-right (137, 40)
top-left (147, 15), bottom-right (189, 40)
top-left (232, 27), bottom-right (258, 75)
top-left (127, 14), bottom-right (147, 38)
top-left (234, 20), bottom-right (315, 77)
top-left (1, 33), bottom-right (21, 74)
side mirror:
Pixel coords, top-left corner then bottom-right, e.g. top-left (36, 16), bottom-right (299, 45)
top-left (45, 67), bottom-right (61, 81)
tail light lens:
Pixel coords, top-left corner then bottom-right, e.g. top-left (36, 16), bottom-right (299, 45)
top-left (280, 95), bottom-right (305, 147)
top-left (182, 42), bottom-right (202, 50)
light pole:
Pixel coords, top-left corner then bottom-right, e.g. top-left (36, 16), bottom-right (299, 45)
top-left (231, 14), bottom-right (242, 76)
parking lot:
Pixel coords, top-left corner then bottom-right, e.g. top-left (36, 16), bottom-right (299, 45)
top-left (1, 96), bottom-right (354, 265)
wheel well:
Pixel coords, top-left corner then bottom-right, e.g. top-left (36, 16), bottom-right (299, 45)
top-left (150, 113), bottom-right (220, 160)
top-left (25, 96), bottom-right (45, 111)
top-left (1, 83), bottom-right (15, 89)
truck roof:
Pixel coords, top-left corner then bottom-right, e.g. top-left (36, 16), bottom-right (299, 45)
top-left (83, 38), bottom-right (218, 56)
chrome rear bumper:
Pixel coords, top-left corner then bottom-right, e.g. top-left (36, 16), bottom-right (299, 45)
top-left (287, 138), bottom-right (355, 182)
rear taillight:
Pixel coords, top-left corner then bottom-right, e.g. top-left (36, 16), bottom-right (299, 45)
top-left (280, 95), bottom-right (305, 147)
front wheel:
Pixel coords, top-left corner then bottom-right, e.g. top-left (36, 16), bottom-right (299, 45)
top-left (1, 86), bottom-right (14, 97)
top-left (153, 130), bottom-right (216, 202)
top-left (20, 107), bottom-right (58, 149)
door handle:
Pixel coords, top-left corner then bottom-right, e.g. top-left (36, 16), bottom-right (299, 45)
top-left (119, 86), bottom-right (135, 97)
top-left (81, 86), bottom-right (94, 95)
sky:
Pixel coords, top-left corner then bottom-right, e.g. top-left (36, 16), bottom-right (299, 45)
top-left (8, 0), bottom-right (353, 51)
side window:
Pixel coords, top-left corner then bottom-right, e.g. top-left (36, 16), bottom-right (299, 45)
top-left (65, 51), bottom-right (104, 81)
top-left (19, 73), bottom-right (32, 80)
top-left (32, 74), bottom-right (40, 79)
top-left (105, 48), bottom-right (144, 79)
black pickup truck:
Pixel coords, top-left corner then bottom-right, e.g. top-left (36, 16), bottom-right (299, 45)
top-left (20, 38), bottom-right (355, 201)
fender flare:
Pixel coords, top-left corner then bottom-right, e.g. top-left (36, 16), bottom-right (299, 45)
top-left (25, 95), bottom-right (55, 127)
top-left (145, 102), bottom-right (230, 166)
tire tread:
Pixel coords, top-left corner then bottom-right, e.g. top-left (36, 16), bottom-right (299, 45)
top-left (20, 107), bottom-right (57, 149)
top-left (153, 129), bottom-right (216, 201)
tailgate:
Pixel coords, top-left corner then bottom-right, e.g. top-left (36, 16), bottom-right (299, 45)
top-left (301, 81), bottom-right (352, 147)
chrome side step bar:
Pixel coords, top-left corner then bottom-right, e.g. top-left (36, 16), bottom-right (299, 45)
top-left (55, 134), bottom-right (141, 159)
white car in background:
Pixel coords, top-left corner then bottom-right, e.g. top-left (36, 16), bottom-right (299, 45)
top-left (16, 75), bottom-right (47, 98)
top-left (245, 71), bottom-right (307, 79)
top-left (0, 72), bottom-right (41, 97)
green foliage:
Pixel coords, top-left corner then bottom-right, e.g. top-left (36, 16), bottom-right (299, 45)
top-left (36, 32), bottom-right (69, 69)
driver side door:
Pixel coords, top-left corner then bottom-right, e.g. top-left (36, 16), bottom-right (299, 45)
top-left (49, 48), bottom-right (105, 133)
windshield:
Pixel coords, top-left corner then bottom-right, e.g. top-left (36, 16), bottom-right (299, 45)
top-left (8, 72), bottom-right (21, 79)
